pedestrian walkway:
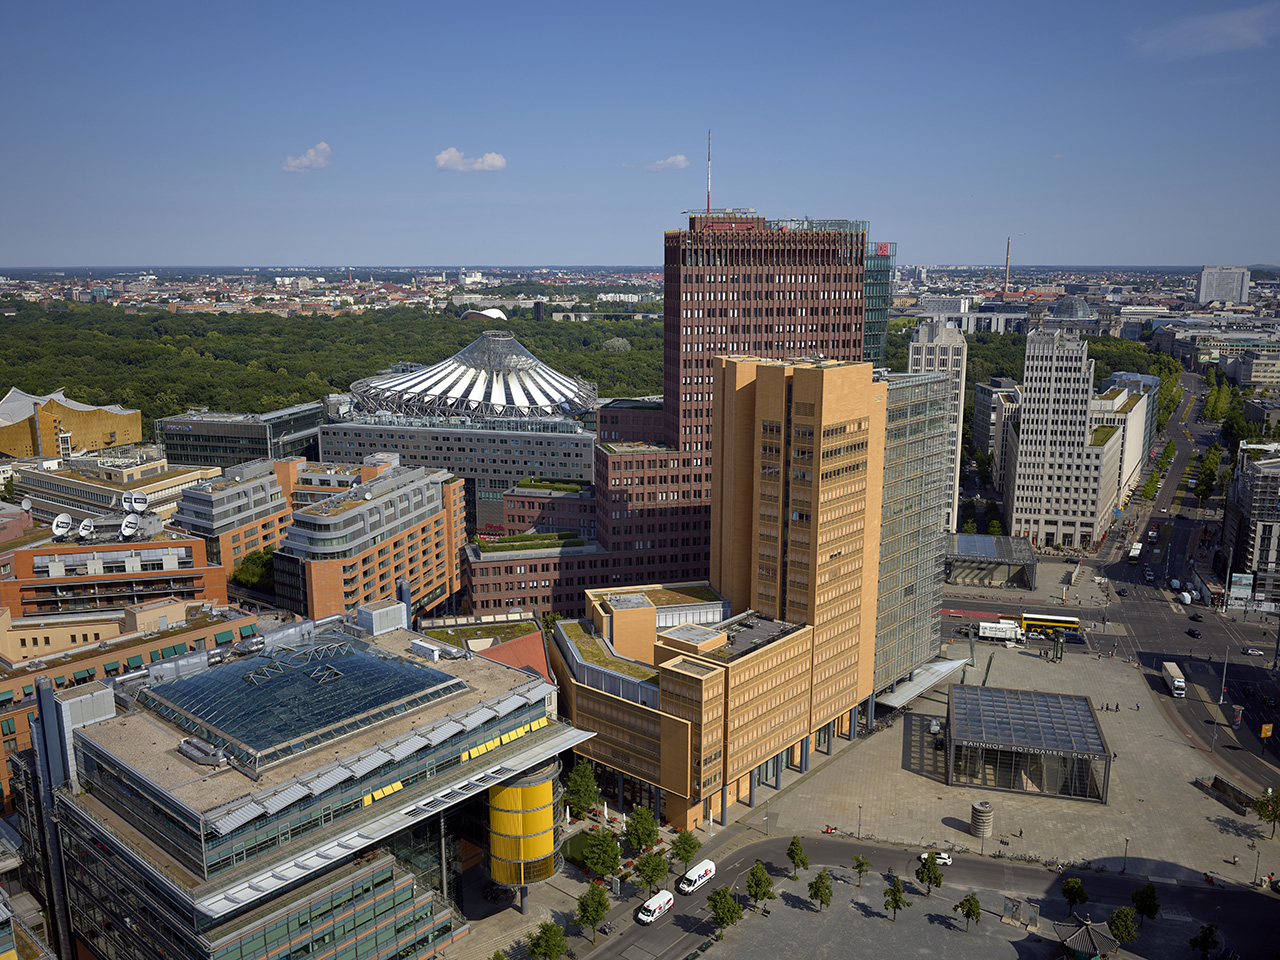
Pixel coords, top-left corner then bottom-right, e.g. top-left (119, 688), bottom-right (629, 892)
top-left (446, 645), bottom-right (1277, 960)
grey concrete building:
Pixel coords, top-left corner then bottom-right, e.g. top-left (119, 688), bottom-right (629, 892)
top-left (156, 403), bottom-right (324, 468)
top-left (1198, 265), bottom-right (1250, 304)
top-left (1005, 331), bottom-right (1122, 549)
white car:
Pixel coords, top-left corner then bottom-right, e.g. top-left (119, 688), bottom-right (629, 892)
top-left (1244, 648), bottom-right (1265, 657)
top-left (918, 852), bottom-right (953, 865)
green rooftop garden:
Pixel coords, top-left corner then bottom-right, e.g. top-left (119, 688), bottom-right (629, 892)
top-left (644, 584), bottom-right (721, 606)
top-left (559, 620), bottom-right (657, 683)
top-left (475, 531), bottom-right (585, 553)
top-left (1089, 425), bottom-right (1118, 446)
top-left (418, 621), bottom-right (538, 647)
top-left (515, 477), bottom-right (585, 493)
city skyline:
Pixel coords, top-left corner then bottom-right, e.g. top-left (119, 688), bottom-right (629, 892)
top-left (3, 0), bottom-right (1278, 268)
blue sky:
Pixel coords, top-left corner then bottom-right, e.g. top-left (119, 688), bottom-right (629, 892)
top-left (3, 0), bottom-right (1278, 267)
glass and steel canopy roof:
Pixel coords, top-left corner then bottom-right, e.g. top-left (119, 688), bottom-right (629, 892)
top-left (137, 637), bottom-right (468, 769)
top-left (350, 329), bottom-right (597, 419)
top-left (949, 685), bottom-right (1108, 756)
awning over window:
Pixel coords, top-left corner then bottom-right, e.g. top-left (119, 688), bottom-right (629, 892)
top-left (73, 670), bottom-right (90, 681)
top-left (240, 624), bottom-right (258, 638)
top-left (54, 676), bottom-right (65, 685)
top-left (215, 630), bottom-right (235, 644)
top-left (22, 685), bottom-right (33, 695)
top-left (126, 655), bottom-right (144, 669)
top-left (150, 650), bottom-right (163, 662)
top-left (0, 690), bottom-right (13, 704)
top-left (103, 661), bottom-right (120, 673)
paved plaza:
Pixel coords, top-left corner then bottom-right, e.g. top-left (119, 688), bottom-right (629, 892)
top-left (445, 631), bottom-right (1278, 960)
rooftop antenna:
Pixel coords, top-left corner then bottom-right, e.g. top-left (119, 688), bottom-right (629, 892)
top-left (707, 129), bottom-right (711, 214)
top-left (1004, 236), bottom-right (1011, 293)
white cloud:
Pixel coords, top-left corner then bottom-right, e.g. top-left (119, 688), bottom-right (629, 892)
top-left (435, 147), bottom-right (507, 172)
top-left (645, 154), bottom-right (690, 172)
top-left (1133, 2), bottom-right (1280, 58)
top-left (282, 141), bottom-right (331, 173)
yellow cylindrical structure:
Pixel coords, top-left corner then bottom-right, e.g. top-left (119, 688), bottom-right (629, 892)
top-left (488, 760), bottom-right (562, 886)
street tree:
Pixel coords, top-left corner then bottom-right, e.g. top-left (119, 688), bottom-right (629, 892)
top-left (623, 806), bottom-right (658, 853)
top-left (851, 854), bottom-right (872, 888)
top-left (1130, 882), bottom-right (1159, 926)
top-left (786, 836), bottom-right (809, 879)
top-left (706, 886), bottom-right (743, 939)
top-left (1189, 923), bottom-right (1219, 960)
top-left (634, 850), bottom-right (668, 895)
top-left (746, 861), bottom-right (775, 910)
top-left (491, 952), bottom-right (509, 960)
top-left (1253, 787), bottom-right (1280, 839)
top-left (808, 867), bottom-right (833, 912)
top-left (574, 884), bottom-right (609, 944)
top-left (526, 921), bottom-right (567, 960)
top-left (1108, 907), bottom-right (1139, 950)
top-left (564, 761), bottom-right (600, 819)
top-left (1061, 876), bottom-right (1089, 912)
top-left (670, 829), bottom-right (702, 875)
top-left (914, 852), bottom-right (944, 897)
top-left (582, 830), bottom-right (621, 878)
top-left (953, 893), bottom-right (981, 932)
top-left (883, 876), bottom-right (912, 922)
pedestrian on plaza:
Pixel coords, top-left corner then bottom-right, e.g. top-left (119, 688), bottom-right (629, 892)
top-left (1115, 703), bottom-right (1119, 712)
top-left (1136, 702), bottom-right (1140, 711)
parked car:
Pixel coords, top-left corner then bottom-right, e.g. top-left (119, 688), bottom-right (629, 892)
top-left (1190, 613), bottom-right (1204, 622)
top-left (1262, 694), bottom-right (1276, 709)
top-left (1244, 647), bottom-right (1265, 656)
top-left (1116, 588), bottom-right (1128, 597)
top-left (1187, 628), bottom-right (1202, 638)
top-left (918, 852), bottom-right (953, 865)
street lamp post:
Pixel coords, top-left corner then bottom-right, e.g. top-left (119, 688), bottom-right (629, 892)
top-left (858, 804), bottom-right (863, 841)
top-left (763, 814), bottom-right (769, 837)
top-left (1256, 848), bottom-right (1262, 887)
top-left (1122, 837), bottom-right (1130, 874)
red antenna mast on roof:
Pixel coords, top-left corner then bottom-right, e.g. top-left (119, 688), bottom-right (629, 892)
top-left (707, 130), bottom-right (711, 214)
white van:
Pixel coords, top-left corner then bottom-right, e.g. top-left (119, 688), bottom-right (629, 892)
top-left (677, 859), bottom-right (716, 894)
top-left (637, 889), bottom-right (674, 924)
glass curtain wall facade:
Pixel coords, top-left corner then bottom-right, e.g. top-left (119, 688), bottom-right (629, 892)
top-left (872, 373), bottom-right (950, 689)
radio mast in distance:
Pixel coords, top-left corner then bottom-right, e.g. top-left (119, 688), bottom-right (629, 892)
top-left (707, 130), bottom-right (711, 214)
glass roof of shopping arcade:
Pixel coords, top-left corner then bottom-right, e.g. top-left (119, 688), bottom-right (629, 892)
top-left (948, 686), bottom-right (1109, 757)
top-left (137, 636), bottom-right (468, 769)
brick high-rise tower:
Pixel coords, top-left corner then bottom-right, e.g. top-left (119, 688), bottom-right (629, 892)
top-left (663, 211), bottom-right (894, 457)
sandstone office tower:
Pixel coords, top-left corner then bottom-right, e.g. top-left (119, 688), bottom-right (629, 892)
top-left (712, 357), bottom-right (888, 726)
top-left (663, 212), bottom-right (894, 456)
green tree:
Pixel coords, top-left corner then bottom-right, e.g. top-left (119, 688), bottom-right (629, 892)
top-left (526, 921), bottom-right (567, 960)
top-left (582, 830), bottom-right (621, 878)
top-left (706, 886), bottom-right (743, 939)
top-left (1130, 882), bottom-right (1159, 926)
top-left (574, 884), bottom-right (609, 944)
top-left (670, 829), bottom-right (702, 875)
top-left (231, 547), bottom-right (275, 590)
top-left (623, 806), bottom-right (658, 853)
top-left (564, 761), bottom-right (600, 819)
top-left (634, 850), bottom-right (668, 895)
top-left (915, 852), bottom-right (944, 897)
top-left (746, 861), bottom-right (775, 909)
top-left (883, 876), bottom-right (912, 922)
top-left (1253, 787), bottom-right (1280, 839)
top-left (987, 517), bottom-right (1004, 536)
top-left (807, 867), bottom-right (833, 912)
top-left (491, 951), bottom-right (509, 960)
top-left (1189, 923), bottom-right (1219, 960)
top-left (1061, 876), bottom-right (1089, 912)
top-left (786, 836), bottom-right (809, 879)
top-left (1, 474), bottom-right (13, 504)
top-left (1108, 906), bottom-right (1139, 949)
top-left (851, 854), bottom-right (872, 888)
top-left (961, 519), bottom-right (978, 535)
top-left (953, 892), bottom-right (981, 932)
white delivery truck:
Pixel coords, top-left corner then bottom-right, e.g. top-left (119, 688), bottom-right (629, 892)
top-left (637, 890), bottom-right (674, 924)
top-left (1161, 661), bottom-right (1186, 697)
top-left (1179, 592), bottom-right (1192, 605)
top-left (977, 620), bottom-right (1025, 643)
top-left (677, 859), bottom-right (716, 894)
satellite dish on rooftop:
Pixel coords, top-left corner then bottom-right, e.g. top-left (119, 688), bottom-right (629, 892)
top-left (364, 492), bottom-right (372, 500)
top-left (132, 491), bottom-right (150, 512)
top-left (20, 498), bottom-right (32, 513)
top-left (77, 518), bottom-right (95, 539)
top-left (120, 514), bottom-right (140, 539)
top-left (121, 492), bottom-right (135, 512)
top-left (52, 513), bottom-right (73, 537)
